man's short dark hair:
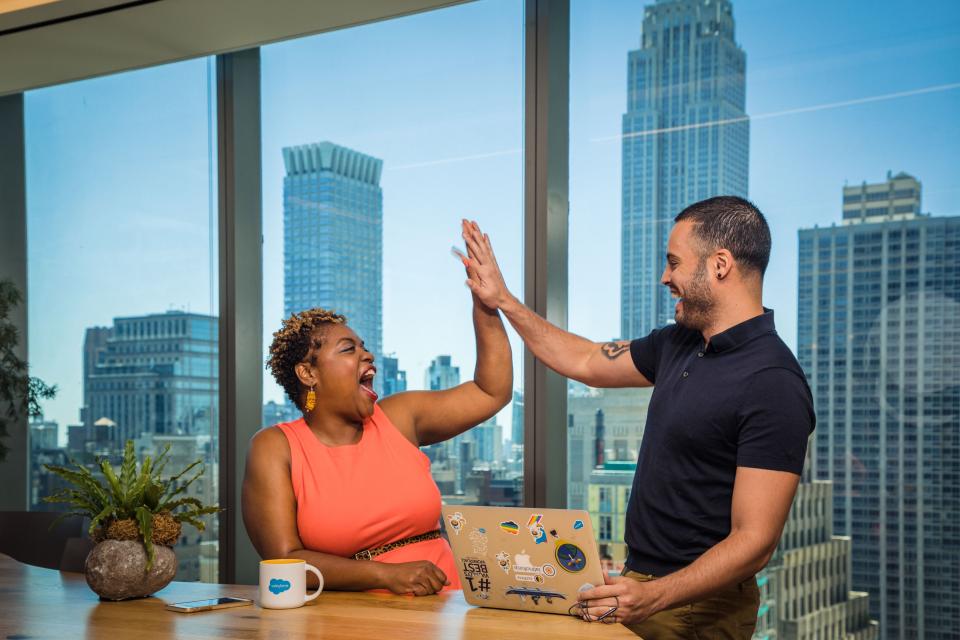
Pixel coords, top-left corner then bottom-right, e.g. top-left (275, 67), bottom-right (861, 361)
top-left (674, 196), bottom-right (771, 277)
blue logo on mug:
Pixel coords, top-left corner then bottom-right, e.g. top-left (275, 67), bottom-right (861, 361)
top-left (269, 578), bottom-right (291, 595)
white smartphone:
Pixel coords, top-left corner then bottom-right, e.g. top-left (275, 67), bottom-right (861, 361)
top-left (165, 596), bottom-right (253, 613)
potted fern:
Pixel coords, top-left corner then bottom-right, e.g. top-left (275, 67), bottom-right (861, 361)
top-left (43, 440), bottom-right (219, 600)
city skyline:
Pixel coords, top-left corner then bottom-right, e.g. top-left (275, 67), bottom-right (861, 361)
top-left (21, 0), bottom-right (958, 439)
top-left (14, 0), bottom-right (959, 615)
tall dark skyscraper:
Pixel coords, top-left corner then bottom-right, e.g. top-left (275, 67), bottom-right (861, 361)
top-left (282, 141), bottom-right (384, 370)
top-left (83, 311), bottom-right (218, 446)
top-left (799, 172), bottom-right (959, 640)
top-left (620, 0), bottom-right (748, 339)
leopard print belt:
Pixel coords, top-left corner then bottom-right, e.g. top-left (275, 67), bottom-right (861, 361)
top-left (352, 530), bottom-right (442, 561)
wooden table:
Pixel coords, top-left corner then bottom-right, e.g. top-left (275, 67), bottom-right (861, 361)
top-left (0, 554), bottom-right (638, 639)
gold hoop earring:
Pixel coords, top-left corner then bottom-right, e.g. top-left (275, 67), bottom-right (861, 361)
top-left (304, 386), bottom-right (317, 412)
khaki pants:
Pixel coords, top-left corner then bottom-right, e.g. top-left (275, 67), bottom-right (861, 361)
top-left (621, 569), bottom-right (760, 640)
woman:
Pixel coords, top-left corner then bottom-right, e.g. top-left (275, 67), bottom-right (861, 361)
top-left (241, 235), bottom-right (511, 595)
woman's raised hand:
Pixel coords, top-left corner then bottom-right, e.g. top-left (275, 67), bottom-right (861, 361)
top-left (458, 219), bottom-right (511, 310)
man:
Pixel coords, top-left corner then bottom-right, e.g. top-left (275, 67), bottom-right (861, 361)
top-left (458, 196), bottom-right (814, 639)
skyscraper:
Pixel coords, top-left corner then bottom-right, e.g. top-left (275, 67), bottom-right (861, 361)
top-left (282, 141), bottom-right (384, 371)
top-left (472, 416), bottom-right (502, 464)
top-left (754, 481), bottom-right (878, 639)
top-left (798, 172), bottom-right (959, 639)
top-left (380, 354), bottom-right (407, 398)
top-left (510, 390), bottom-right (524, 455)
top-left (83, 311), bottom-right (218, 447)
top-left (81, 326), bottom-right (111, 432)
top-left (620, 0), bottom-right (749, 339)
top-left (425, 355), bottom-right (460, 392)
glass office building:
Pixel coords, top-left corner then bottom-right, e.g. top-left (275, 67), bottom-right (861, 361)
top-left (799, 173), bottom-right (960, 639)
top-left (83, 311), bottom-right (218, 447)
top-left (620, 0), bottom-right (749, 339)
top-left (282, 141), bottom-right (384, 373)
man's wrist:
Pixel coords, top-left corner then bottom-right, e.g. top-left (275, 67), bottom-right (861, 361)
top-left (498, 291), bottom-right (522, 315)
top-left (643, 576), bottom-right (673, 615)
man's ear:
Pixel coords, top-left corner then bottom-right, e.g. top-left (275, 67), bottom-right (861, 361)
top-left (714, 250), bottom-right (733, 280)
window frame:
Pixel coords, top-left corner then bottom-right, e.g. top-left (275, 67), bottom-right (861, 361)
top-left (2, 0), bottom-right (572, 585)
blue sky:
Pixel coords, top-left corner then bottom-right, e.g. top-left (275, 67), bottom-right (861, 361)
top-left (23, 0), bottom-right (960, 441)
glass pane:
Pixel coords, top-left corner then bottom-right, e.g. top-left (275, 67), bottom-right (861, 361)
top-left (570, 0), bottom-right (958, 636)
top-left (260, 0), bottom-right (524, 508)
top-left (25, 59), bottom-right (220, 582)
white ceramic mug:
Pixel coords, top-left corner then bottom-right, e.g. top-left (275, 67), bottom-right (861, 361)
top-left (258, 559), bottom-right (323, 609)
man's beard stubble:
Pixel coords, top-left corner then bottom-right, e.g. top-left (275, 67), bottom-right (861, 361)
top-left (675, 261), bottom-right (715, 332)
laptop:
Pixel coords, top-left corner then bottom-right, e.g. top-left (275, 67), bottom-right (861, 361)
top-left (441, 505), bottom-right (605, 615)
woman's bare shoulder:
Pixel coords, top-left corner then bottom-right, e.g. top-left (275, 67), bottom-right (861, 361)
top-left (248, 425), bottom-right (292, 463)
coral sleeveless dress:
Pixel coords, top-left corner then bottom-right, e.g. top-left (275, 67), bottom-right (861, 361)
top-left (275, 403), bottom-right (460, 591)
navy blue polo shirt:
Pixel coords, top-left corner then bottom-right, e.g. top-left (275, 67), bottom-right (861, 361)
top-left (624, 309), bottom-right (814, 577)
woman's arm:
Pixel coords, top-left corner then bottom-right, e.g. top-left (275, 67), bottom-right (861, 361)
top-left (241, 427), bottom-right (448, 594)
top-left (379, 297), bottom-right (513, 447)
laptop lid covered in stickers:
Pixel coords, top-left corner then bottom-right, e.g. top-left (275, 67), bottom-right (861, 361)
top-left (441, 505), bottom-right (605, 615)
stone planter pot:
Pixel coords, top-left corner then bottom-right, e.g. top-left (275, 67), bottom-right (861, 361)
top-left (85, 540), bottom-right (177, 601)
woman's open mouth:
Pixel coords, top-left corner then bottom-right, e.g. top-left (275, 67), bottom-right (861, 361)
top-left (359, 368), bottom-right (378, 400)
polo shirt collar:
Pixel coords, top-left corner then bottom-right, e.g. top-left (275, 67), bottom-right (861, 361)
top-left (705, 307), bottom-right (776, 353)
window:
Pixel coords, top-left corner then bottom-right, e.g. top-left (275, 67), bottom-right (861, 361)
top-left (7, 1), bottom-right (956, 628)
top-left (568, 0), bottom-right (958, 635)
top-left (260, 0), bottom-right (524, 505)
top-left (25, 59), bottom-right (220, 582)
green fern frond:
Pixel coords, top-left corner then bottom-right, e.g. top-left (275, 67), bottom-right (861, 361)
top-left (119, 440), bottom-right (136, 497)
top-left (135, 506), bottom-right (155, 571)
top-left (99, 458), bottom-right (124, 506)
top-left (48, 510), bottom-right (89, 531)
top-left (160, 496), bottom-right (203, 512)
top-left (164, 464), bottom-right (205, 502)
top-left (152, 443), bottom-right (172, 478)
top-left (162, 459), bottom-right (202, 493)
top-left (144, 480), bottom-right (164, 511)
top-left (172, 506), bottom-right (220, 530)
top-left (173, 514), bottom-right (206, 532)
top-left (44, 464), bottom-right (107, 501)
top-left (88, 503), bottom-right (118, 538)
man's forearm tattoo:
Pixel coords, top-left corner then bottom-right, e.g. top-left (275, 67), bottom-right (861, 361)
top-left (601, 341), bottom-right (630, 360)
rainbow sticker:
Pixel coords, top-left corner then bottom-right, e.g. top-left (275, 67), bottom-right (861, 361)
top-left (527, 514), bottom-right (547, 544)
top-left (499, 520), bottom-right (520, 535)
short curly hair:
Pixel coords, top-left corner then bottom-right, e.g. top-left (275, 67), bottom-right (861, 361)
top-left (266, 308), bottom-right (347, 411)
